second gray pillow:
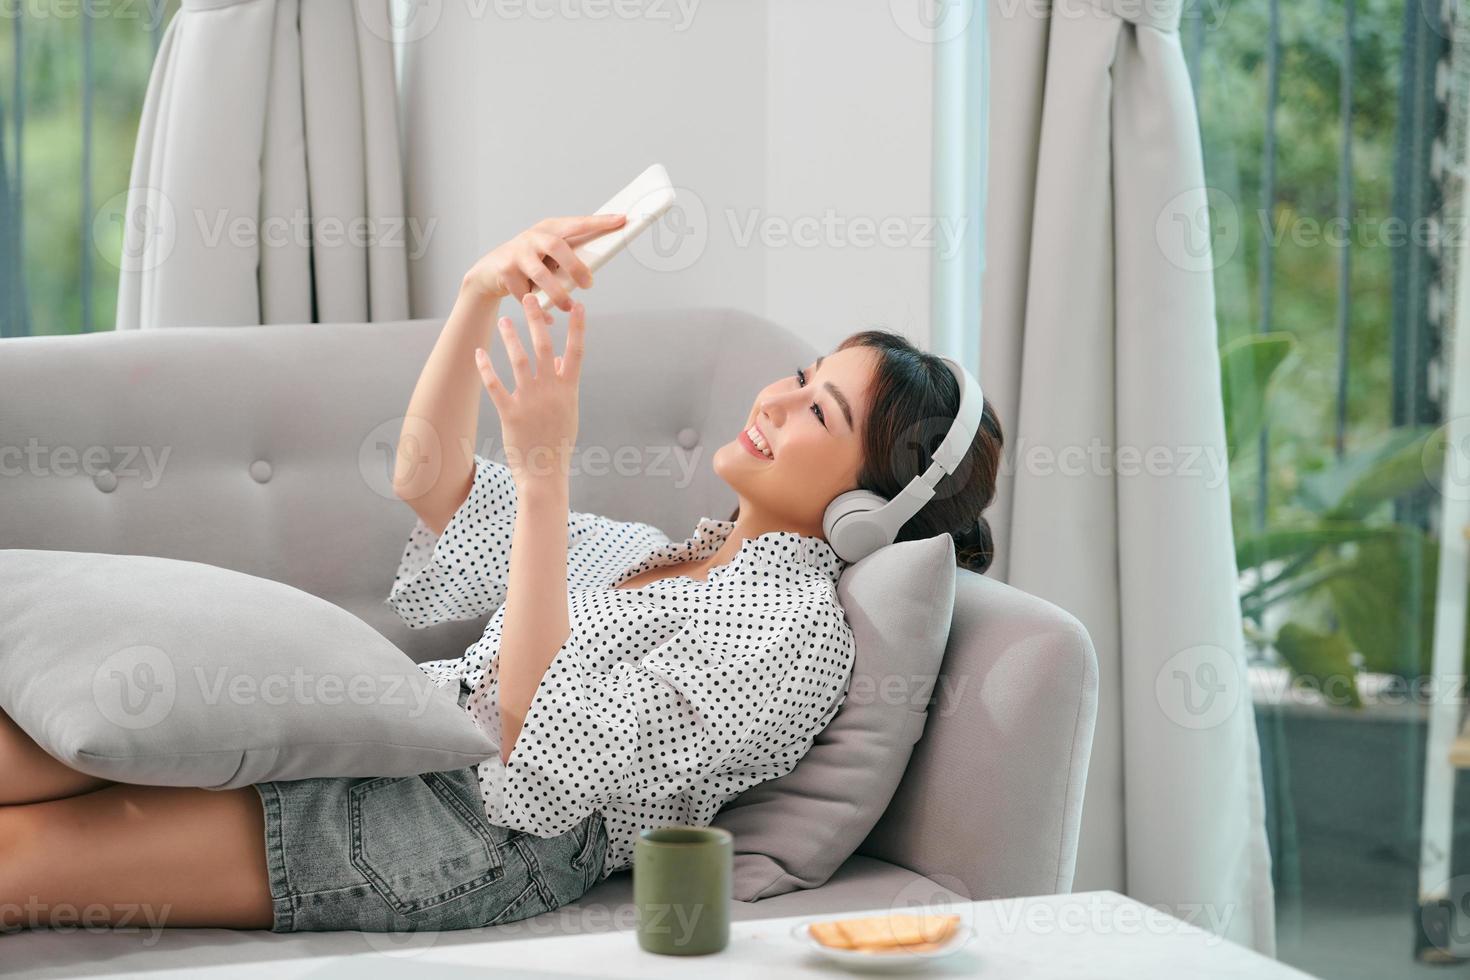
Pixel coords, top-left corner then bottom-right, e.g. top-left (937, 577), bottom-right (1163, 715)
top-left (711, 533), bottom-right (957, 900)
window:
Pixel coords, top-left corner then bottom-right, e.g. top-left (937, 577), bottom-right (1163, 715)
top-left (1189, 0), bottom-right (1469, 973)
top-left (1, 1), bottom-right (181, 337)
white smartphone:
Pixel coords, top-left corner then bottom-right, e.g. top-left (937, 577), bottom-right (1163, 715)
top-left (531, 163), bottom-right (677, 312)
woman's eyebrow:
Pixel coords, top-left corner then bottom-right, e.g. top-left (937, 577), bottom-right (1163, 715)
top-left (812, 354), bottom-right (854, 431)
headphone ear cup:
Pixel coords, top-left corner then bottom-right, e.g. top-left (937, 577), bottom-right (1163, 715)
top-left (823, 489), bottom-right (895, 564)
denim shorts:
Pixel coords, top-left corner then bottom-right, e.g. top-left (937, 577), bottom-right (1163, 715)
top-left (251, 689), bottom-right (608, 932)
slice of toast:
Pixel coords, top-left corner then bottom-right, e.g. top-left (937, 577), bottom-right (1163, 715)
top-left (808, 919), bottom-right (857, 949)
top-left (809, 912), bottom-right (961, 952)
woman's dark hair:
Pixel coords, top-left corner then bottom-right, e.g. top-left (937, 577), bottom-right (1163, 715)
top-left (728, 329), bottom-right (1004, 574)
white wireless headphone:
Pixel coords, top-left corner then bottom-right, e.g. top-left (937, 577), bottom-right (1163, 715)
top-left (821, 356), bottom-right (984, 564)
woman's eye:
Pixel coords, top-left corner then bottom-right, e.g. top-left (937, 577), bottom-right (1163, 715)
top-left (796, 367), bottom-right (826, 427)
top-left (793, 367), bottom-right (829, 426)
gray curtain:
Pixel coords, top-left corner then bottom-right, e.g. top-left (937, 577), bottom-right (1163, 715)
top-left (116, 0), bottom-right (408, 329)
top-left (982, 0), bottom-right (1276, 955)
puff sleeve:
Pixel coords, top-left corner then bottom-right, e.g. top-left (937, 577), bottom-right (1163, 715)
top-left (384, 453), bottom-right (522, 629)
top-left (385, 453), bottom-right (671, 629)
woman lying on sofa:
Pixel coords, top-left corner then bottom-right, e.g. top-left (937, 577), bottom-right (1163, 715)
top-left (0, 215), bottom-right (1003, 933)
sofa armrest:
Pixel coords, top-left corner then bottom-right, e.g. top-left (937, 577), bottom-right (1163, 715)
top-left (858, 569), bottom-right (1098, 899)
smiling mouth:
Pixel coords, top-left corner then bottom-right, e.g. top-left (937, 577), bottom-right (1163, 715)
top-left (739, 424), bottom-right (773, 460)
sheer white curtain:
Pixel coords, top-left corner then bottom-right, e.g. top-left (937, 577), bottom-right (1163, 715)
top-left (116, 0), bottom-right (409, 329)
top-left (980, 0), bottom-right (1276, 954)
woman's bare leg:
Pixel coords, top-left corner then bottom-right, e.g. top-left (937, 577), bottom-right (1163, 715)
top-left (0, 783), bottom-right (274, 931)
top-left (0, 709), bottom-right (110, 805)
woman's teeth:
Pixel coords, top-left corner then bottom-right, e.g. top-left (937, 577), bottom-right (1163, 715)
top-left (746, 425), bottom-right (773, 459)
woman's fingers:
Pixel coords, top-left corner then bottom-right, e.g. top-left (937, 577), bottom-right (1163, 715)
top-left (542, 213), bottom-right (626, 242)
top-left (565, 222), bottom-right (627, 249)
top-left (522, 292), bottom-right (555, 376)
top-left (539, 234), bottom-right (593, 290)
top-left (498, 265), bottom-right (532, 301)
top-left (522, 254), bottom-right (573, 312)
top-left (560, 302), bottom-right (586, 383)
top-left (474, 347), bottom-right (508, 411)
top-left (496, 315), bottom-right (532, 388)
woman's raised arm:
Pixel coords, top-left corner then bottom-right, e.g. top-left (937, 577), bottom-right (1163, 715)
top-left (391, 284), bottom-right (501, 535)
top-left (392, 214), bottom-right (625, 534)
top-left (472, 294), bottom-right (592, 762)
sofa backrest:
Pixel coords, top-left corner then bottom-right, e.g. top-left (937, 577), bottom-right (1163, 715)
top-left (0, 308), bottom-right (1096, 900)
top-left (0, 309), bottom-right (811, 664)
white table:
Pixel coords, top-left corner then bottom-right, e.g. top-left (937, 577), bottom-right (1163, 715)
top-left (6, 891), bottom-right (1313, 979)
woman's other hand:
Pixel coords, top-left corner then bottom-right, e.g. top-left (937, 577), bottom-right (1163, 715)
top-left (475, 293), bottom-right (586, 490)
top-left (462, 214), bottom-right (627, 312)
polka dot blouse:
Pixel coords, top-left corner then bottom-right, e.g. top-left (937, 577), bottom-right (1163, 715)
top-left (384, 453), bottom-right (856, 882)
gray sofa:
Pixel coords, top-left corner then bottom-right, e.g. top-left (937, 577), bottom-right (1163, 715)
top-left (0, 307), bottom-right (1098, 974)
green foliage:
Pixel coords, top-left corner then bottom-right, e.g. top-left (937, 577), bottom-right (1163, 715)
top-left (1196, 0), bottom-right (1449, 702)
top-left (1273, 622), bottom-right (1363, 708)
top-left (1221, 332), bottom-right (1297, 461)
top-left (1296, 426), bottom-right (1440, 519)
top-left (1196, 0), bottom-right (1404, 540)
top-left (1228, 341), bottom-right (1457, 700)
top-left (1323, 532), bottom-right (1437, 678)
top-left (0, 4), bottom-right (180, 335)
top-left (1236, 520), bottom-right (1403, 570)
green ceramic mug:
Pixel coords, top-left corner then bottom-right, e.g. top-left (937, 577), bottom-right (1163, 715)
top-left (632, 826), bottom-right (732, 955)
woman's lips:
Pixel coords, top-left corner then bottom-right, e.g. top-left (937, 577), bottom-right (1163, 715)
top-left (739, 428), bottom-right (772, 461)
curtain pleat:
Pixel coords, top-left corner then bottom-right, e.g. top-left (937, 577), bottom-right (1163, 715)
top-left (115, 0), bottom-right (408, 330)
top-left (260, 0), bottom-right (312, 324)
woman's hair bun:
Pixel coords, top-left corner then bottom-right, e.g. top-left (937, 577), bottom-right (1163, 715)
top-left (953, 515), bottom-right (994, 575)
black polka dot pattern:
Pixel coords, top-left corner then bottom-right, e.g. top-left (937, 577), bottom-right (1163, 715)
top-left (384, 453), bottom-right (855, 882)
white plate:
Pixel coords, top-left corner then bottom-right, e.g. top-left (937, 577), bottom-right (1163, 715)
top-left (790, 917), bottom-right (975, 971)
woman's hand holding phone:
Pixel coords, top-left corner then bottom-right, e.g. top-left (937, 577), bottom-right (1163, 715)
top-left (462, 214), bottom-right (627, 312)
top-left (474, 293), bottom-right (586, 491)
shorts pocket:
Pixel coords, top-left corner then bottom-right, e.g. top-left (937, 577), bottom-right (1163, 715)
top-left (348, 772), bottom-right (505, 916)
top-left (570, 811), bottom-right (606, 892)
top-left (569, 810), bottom-right (602, 872)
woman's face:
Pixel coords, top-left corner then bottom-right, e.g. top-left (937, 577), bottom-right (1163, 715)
top-left (713, 346), bottom-right (877, 538)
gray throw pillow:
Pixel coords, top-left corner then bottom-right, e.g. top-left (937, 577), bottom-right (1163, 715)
top-left (712, 533), bottom-right (957, 900)
top-left (0, 550), bottom-right (497, 789)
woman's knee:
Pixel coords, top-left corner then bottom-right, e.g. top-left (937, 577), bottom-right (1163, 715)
top-left (0, 785), bottom-right (274, 930)
top-left (0, 710), bottom-right (109, 805)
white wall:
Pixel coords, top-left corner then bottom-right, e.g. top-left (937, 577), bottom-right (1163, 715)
top-left (397, 0), bottom-right (937, 355)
